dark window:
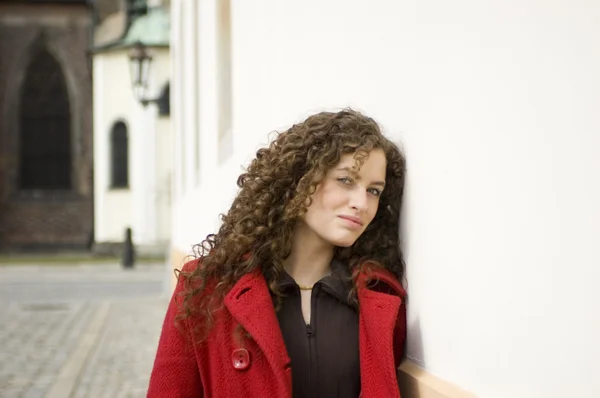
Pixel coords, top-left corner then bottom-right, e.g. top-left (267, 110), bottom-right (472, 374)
top-left (111, 121), bottom-right (129, 188)
top-left (19, 48), bottom-right (72, 190)
top-left (158, 82), bottom-right (170, 117)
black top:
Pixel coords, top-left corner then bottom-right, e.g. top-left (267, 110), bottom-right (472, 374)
top-left (274, 261), bottom-right (361, 398)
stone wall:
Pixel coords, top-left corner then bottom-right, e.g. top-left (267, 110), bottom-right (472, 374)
top-left (0, 3), bottom-right (93, 250)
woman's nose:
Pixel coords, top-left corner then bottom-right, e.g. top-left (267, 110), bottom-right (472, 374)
top-left (349, 188), bottom-right (368, 211)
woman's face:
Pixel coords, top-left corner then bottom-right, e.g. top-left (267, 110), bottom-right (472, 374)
top-left (301, 149), bottom-right (387, 248)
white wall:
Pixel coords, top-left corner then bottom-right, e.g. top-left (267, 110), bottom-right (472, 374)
top-left (93, 49), bottom-right (172, 245)
top-left (93, 52), bottom-right (134, 242)
top-left (171, 0), bottom-right (232, 251)
top-left (137, 47), bottom-right (172, 244)
top-left (171, 1), bottom-right (600, 396)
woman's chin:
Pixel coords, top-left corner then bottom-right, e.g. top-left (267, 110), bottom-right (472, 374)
top-left (330, 238), bottom-right (359, 248)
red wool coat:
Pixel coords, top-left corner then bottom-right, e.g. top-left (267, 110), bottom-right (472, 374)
top-left (148, 260), bottom-right (407, 398)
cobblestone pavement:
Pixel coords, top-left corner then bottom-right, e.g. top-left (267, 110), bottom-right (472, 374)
top-left (0, 262), bottom-right (171, 398)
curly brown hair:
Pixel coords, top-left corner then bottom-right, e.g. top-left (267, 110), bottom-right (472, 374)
top-left (178, 109), bottom-right (406, 337)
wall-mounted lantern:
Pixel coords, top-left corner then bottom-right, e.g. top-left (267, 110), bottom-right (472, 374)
top-left (128, 41), bottom-right (170, 115)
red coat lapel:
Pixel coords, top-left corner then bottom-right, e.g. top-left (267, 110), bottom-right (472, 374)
top-left (223, 269), bottom-right (292, 376)
top-left (357, 267), bottom-right (404, 398)
top-left (358, 288), bottom-right (402, 398)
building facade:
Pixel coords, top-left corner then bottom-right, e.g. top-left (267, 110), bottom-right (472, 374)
top-left (92, 1), bottom-right (172, 256)
top-left (0, 0), bottom-right (93, 250)
top-left (169, 1), bottom-right (600, 397)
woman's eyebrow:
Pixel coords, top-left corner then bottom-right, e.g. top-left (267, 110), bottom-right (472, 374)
top-left (336, 167), bottom-right (386, 187)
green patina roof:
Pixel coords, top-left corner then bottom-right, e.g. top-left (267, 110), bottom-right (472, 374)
top-left (93, 7), bottom-right (170, 53)
top-left (121, 6), bottom-right (170, 47)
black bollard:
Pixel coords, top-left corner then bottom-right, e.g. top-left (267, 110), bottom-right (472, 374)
top-left (122, 227), bottom-right (135, 268)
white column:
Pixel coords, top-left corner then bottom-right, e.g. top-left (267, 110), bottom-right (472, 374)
top-left (171, 0), bottom-right (184, 202)
top-left (182, 0), bottom-right (197, 191)
top-left (198, 0), bottom-right (219, 181)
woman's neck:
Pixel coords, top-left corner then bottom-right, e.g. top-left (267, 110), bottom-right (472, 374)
top-left (283, 221), bottom-right (334, 287)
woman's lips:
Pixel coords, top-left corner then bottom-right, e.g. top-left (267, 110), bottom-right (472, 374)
top-left (338, 215), bottom-right (363, 228)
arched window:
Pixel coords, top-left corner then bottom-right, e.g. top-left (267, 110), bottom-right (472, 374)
top-left (19, 48), bottom-right (71, 190)
top-left (110, 121), bottom-right (129, 188)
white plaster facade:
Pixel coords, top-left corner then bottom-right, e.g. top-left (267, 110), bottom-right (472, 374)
top-left (93, 47), bottom-right (172, 248)
top-left (169, 1), bottom-right (600, 397)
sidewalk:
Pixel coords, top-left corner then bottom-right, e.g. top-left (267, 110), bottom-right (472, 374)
top-left (0, 262), bottom-right (170, 398)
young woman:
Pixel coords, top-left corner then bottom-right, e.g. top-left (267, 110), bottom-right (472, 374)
top-left (148, 109), bottom-right (407, 398)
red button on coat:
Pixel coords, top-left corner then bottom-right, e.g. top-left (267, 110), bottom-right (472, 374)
top-left (232, 348), bottom-right (250, 370)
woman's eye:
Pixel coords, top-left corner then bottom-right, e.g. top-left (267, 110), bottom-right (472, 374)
top-left (367, 188), bottom-right (382, 197)
top-left (337, 177), bottom-right (353, 185)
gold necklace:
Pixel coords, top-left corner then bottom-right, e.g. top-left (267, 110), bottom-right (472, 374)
top-left (298, 284), bottom-right (313, 290)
